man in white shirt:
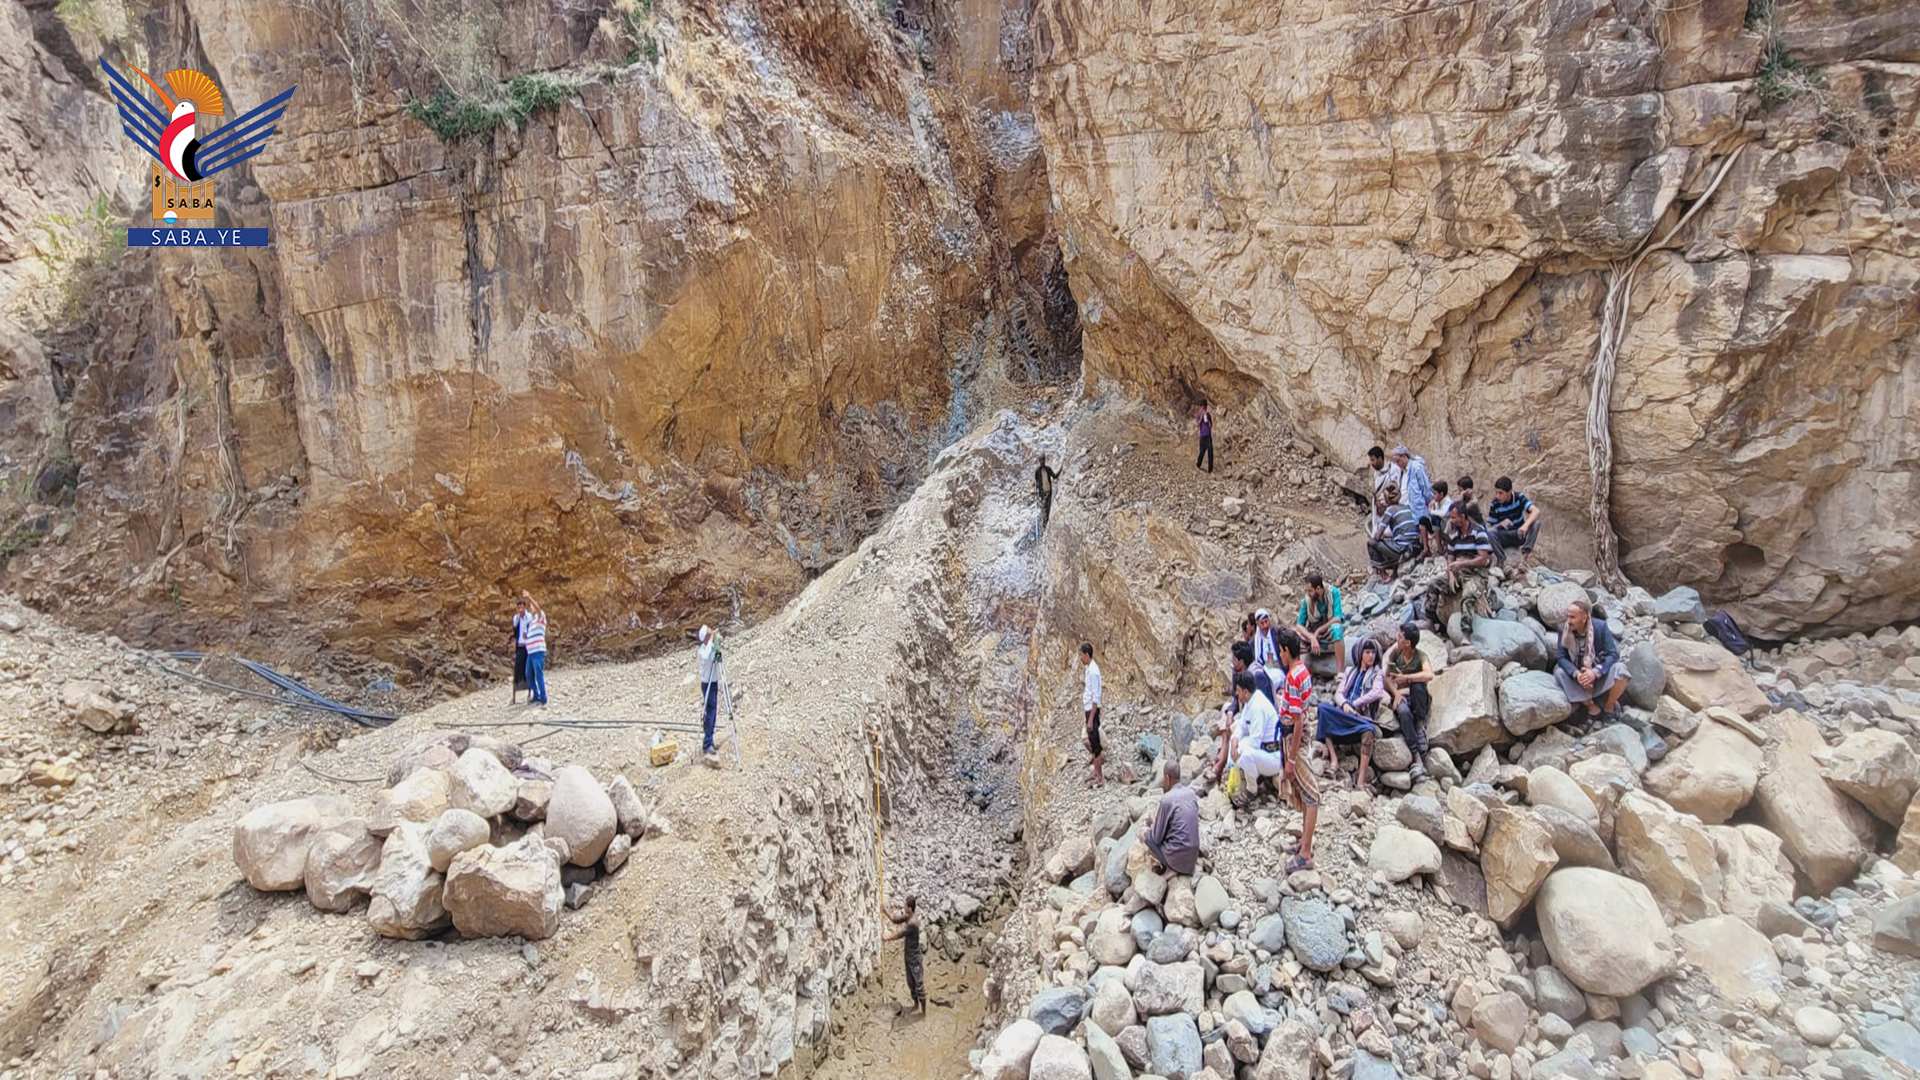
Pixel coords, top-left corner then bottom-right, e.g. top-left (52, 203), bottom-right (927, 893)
top-left (1250, 609), bottom-right (1282, 673)
top-left (1367, 445), bottom-right (1403, 535)
top-left (1080, 642), bottom-right (1104, 788)
top-left (697, 626), bottom-right (720, 756)
top-left (1230, 670), bottom-right (1285, 807)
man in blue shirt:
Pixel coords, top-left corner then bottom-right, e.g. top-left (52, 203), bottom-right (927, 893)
top-left (1488, 476), bottom-right (1542, 567)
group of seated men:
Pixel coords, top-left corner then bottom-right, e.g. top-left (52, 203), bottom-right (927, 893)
top-left (1364, 445), bottom-right (1543, 632)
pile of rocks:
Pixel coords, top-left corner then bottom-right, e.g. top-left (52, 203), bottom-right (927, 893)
top-left (231, 730), bottom-right (667, 940)
top-left (976, 566), bottom-right (1920, 1080)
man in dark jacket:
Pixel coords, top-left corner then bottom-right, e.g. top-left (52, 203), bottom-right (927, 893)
top-left (1554, 599), bottom-right (1629, 720)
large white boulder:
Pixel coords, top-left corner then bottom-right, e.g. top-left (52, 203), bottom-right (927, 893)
top-left (443, 834), bottom-right (565, 940)
top-left (1430, 660), bottom-right (1505, 753)
top-left (546, 765), bottom-right (618, 867)
top-left (367, 821), bottom-right (451, 939)
top-left (1481, 806), bottom-right (1558, 929)
top-left (1614, 791), bottom-right (1723, 923)
top-left (448, 748), bottom-right (517, 818)
top-left (1644, 720), bottom-right (1761, 824)
top-left (304, 818), bottom-right (383, 912)
top-left (1753, 712), bottom-right (1874, 893)
top-left (1820, 728), bottom-right (1920, 826)
top-left (427, 808), bottom-right (492, 872)
top-left (232, 795), bottom-right (356, 891)
top-left (1536, 868), bottom-right (1677, 996)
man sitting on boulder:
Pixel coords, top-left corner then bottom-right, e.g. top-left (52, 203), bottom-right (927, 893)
top-left (1422, 502), bottom-right (1493, 632)
top-left (1556, 599), bottom-right (1629, 722)
top-left (1384, 623), bottom-right (1434, 779)
top-left (1488, 476), bottom-right (1542, 567)
top-left (1294, 572), bottom-right (1345, 674)
top-left (1228, 669), bottom-right (1286, 810)
top-left (1367, 483), bottom-right (1423, 581)
top-left (1210, 642), bottom-right (1276, 784)
top-left (1144, 759), bottom-right (1201, 876)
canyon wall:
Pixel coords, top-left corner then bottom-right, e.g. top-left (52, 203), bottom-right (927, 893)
top-left (0, 0), bottom-right (1071, 680)
top-left (1032, 0), bottom-right (1920, 637)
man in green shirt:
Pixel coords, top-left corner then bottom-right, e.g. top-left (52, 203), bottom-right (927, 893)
top-left (1295, 572), bottom-right (1345, 673)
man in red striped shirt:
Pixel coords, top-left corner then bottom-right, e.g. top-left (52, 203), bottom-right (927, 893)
top-left (1276, 630), bottom-right (1320, 872)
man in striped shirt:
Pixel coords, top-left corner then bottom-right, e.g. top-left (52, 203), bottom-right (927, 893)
top-left (1367, 483), bottom-right (1422, 580)
top-left (1422, 504), bottom-right (1494, 632)
top-left (517, 590), bottom-right (549, 705)
top-left (1488, 476), bottom-right (1542, 567)
top-left (1276, 630), bottom-right (1320, 872)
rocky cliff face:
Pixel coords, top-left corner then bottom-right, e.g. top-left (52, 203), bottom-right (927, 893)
top-left (1032, 0), bottom-right (1919, 637)
top-left (1, 0), bottom-right (1073, 678)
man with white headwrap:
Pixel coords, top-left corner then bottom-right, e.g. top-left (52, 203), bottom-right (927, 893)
top-left (697, 626), bottom-right (720, 756)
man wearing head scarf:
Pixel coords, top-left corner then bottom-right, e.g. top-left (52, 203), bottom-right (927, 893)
top-left (1251, 609), bottom-right (1283, 672)
top-left (697, 626), bottom-right (720, 756)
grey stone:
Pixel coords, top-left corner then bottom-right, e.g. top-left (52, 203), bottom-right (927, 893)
top-left (1533, 805), bottom-right (1616, 871)
top-left (1532, 1049), bottom-right (1601, 1080)
top-left (1536, 582), bottom-right (1590, 629)
top-left (1533, 965), bottom-right (1587, 1022)
top-left (1574, 1020), bottom-right (1625, 1060)
top-left (1621, 1026), bottom-right (1660, 1057)
top-left (1194, 875), bottom-right (1229, 927)
top-left (1281, 897), bottom-right (1347, 972)
top-left (1086, 1022), bottom-right (1130, 1080)
top-left (1146, 1013), bottom-right (1203, 1080)
top-left (1501, 670), bottom-right (1573, 736)
top-left (1131, 960), bottom-right (1204, 1016)
top-left (1137, 733), bottom-right (1165, 761)
top-left (1864, 1019), bottom-right (1920, 1072)
top-left (1583, 724), bottom-right (1648, 774)
top-left (1104, 824), bottom-right (1140, 897)
top-left (1148, 925), bottom-right (1194, 964)
top-left (1654, 586), bottom-right (1705, 624)
top-left (1833, 1049), bottom-right (1902, 1080)
top-left (1394, 795), bottom-right (1446, 844)
top-left (1029, 986), bottom-right (1089, 1035)
top-left (1222, 989), bottom-right (1279, 1038)
top-left (1250, 913), bottom-right (1287, 955)
top-left (1374, 736), bottom-right (1413, 771)
top-left (1623, 642), bottom-right (1667, 710)
top-left (1130, 908), bottom-right (1164, 951)
top-left (1473, 618), bottom-right (1554, 670)
top-left (1437, 850), bottom-right (1490, 918)
top-left (1352, 1051), bottom-right (1402, 1080)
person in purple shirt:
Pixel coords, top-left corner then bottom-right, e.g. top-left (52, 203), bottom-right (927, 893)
top-left (1144, 759), bottom-right (1201, 876)
top-left (1195, 400), bottom-right (1214, 473)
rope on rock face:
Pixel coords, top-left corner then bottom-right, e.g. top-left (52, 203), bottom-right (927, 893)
top-left (1585, 146), bottom-right (1745, 593)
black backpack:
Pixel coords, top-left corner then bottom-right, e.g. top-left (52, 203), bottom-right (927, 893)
top-left (1704, 611), bottom-right (1751, 656)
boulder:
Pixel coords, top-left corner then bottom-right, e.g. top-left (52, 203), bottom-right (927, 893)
top-left (369, 768), bottom-right (452, 837)
top-left (1163, 876), bottom-right (1199, 927)
top-left (602, 833), bottom-right (632, 873)
top-left (509, 775), bottom-right (553, 822)
top-left (1753, 712), bottom-right (1874, 893)
top-left (448, 748), bottom-right (517, 818)
top-left (1677, 917), bottom-right (1780, 1009)
top-left (1649, 696), bottom-right (1700, 738)
top-left (1193, 875), bottom-right (1230, 927)
top-left (1131, 960), bottom-right (1204, 1016)
top-left (1643, 720), bottom-right (1761, 824)
top-left (1526, 766), bottom-right (1598, 827)
top-left (1614, 791), bottom-right (1724, 922)
top-left (1533, 805), bottom-right (1615, 871)
top-left (1567, 754), bottom-right (1641, 843)
top-left (1281, 898), bottom-right (1347, 972)
top-left (1395, 794), bottom-right (1446, 844)
top-left (1472, 990), bottom-right (1531, 1053)
top-left (1373, 736), bottom-right (1413, 771)
top-left (1584, 724), bottom-right (1649, 775)
top-left (1085, 1023), bottom-right (1129, 1080)
top-left (367, 822), bottom-right (452, 939)
top-left (1653, 638), bottom-right (1769, 719)
top-left (1705, 823), bottom-right (1794, 924)
top-left (1653, 586), bottom-right (1705, 624)
top-left (443, 834), bottom-right (564, 939)
top-left (981, 1019), bottom-right (1046, 1080)
top-left (1873, 893), bottom-right (1920, 958)
top-left (1482, 805), bottom-right (1558, 928)
top-left (1534, 965), bottom-right (1588, 1022)
top-left (1795, 1006), bottom-right (1843, 1047)
top-left (1821, 729), bottom-right (1920, 826)
top-left (1048, 835), bottom-right (1097, 883)
top-left (1222, 990), bottom-right (1279, 1038)
top-left (1104, 824), bottom-right (1141, 897)
top-left (304, 819), bottom-right (383, 913)
top-left (1501, 670), bottom-right (1572, 736)
top-left (1447, 786), bottom-right (1491, 844)
top-left (606, 775), bottom-right (650, 839)
top-left (1474, 618), bottom-right (1554, 670)
top-left (1146, 1013), bottom-right (1203, 1080)
top-left (1249, 913), bottom-right (1287, 954)
top-left (546, 765), bottom-right (618, 868)
top-left (232, 795), bottom-right (356, 891)
top-left (427, 808), bottom-right (491, 873)
top-left (1536, 869), bottom-right (1676, 996)
top-left (1030, 986), bottom-right (1089, 1035)
top-left (60, 680), bottom-right (133, 734)
top-left (1535, 582), bottom-right (1590, 630)
top-left (384, 732), bottom-right (465, 787)
top-left (1622, 642), bottom-right (1667, 711)
top-left (1029, 1034), bottom-right (1094, 1080)
top-left (1129, 908), bottom-right (1163, 951)
top-left (1897, 797), bottom-right (1920, 874)
top-left (1090, 977), bottom-right (1137, 1036)
top-left (1438, 850), bottom-right (1490, 919)
top-left (1090, 907), bottom-right (1139, 966)
top-left (1430, 660), bottom-right (1505, 753)
top-left (1147, 925), bottom-right (1194, 964)
top-left (1249, 1016), bottom-right (1315, 1080)
top-left (1368, 825), bottom-right (1442, 883)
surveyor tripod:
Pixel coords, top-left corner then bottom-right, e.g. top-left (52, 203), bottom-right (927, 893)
top-left (708, 642), bottom-right (744, 766)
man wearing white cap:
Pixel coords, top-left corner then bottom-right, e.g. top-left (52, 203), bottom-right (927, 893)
top-left (1250, 609), bottom-right (1283, 674)
top-left (697, 626), bottom-right (720, 756)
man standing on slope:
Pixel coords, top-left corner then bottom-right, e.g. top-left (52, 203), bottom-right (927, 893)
top-left (518, 590), bottom-right (549, 706)
top-left (1195, 400), bottom-right (1215, 473)
top-left (1392, 445), bottom-right (1436, 556)
top-left (1080, 642), bottom-right (1104, 787)
top-left (697, 625), bottom-right (721, 757)
top-left (1366, 446), bottom-right (1402, 535)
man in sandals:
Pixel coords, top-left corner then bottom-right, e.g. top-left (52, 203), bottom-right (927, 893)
top-left (1555, 599), bottom-right (1629, 723)
top-left (1276, 629), bottom-right (1321, 872)
top-left (1228, 671), bottom-right (1285, 809)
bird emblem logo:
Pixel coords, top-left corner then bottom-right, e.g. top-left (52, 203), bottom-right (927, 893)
top-left (100, 58), bottom-right (295, 244)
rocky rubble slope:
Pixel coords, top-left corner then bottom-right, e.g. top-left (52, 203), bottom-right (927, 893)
top-left (975, 557), bottom-right (1920, 1080)
top-left (0, 409), bottom-right (1057, 1079)
top-left (1, 0), bottom-right (1074, 676)
top-left (1031, 0), bottom-right (1920, 637)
